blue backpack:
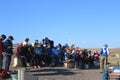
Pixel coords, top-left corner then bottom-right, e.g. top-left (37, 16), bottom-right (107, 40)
top-left (101, 70), bottom-right (109, 80)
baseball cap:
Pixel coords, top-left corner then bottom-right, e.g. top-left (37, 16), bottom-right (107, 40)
top-left (8, 36), bottom-right (14, 40)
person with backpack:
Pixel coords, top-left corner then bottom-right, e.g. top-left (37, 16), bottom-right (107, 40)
top-left (100, 44), bottom-right (109, 73)
top-left (0, 34), bottom-right (6, 70)
top-left (3, 36), bottom-right (14, 72)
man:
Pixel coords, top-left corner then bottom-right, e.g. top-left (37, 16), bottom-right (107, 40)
top-left (23, 38), bottom-right (29, 46)
top-left (3, 36), bottom-right (14, 72)
top-left (0, 34), bottom-right (6, 69)
top-left (100, 44), bottom-right (109, 73)
top-left (23, 38), bottom-right (30, 66)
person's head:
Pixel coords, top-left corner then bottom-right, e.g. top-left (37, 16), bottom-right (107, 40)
top-left (8, 36), bottom-right (14, 41)
top-left (18, 42), bottom-right (23, 47)
top-left (66, 48), bottom-right (71, 53)
top-left (0, 34), bottom-right (6, 41)
top-left (25, 38), bottom-right (29, 42)
top-left (88, 50), bottom-right (91, 53)
top-left (35, 40), bottom-right (39, 43)
top-left (47, 44), bottom-right (51, 48)
top-left (94, 50), bottom-right (98, 53)
top-left (34, 40), bottom-right (39, 46)
top-left (104, 44), bottom-right (108, 48)
top-left (76, 50), bottom-right (80, 54)
top-left (45, 37), bottom-right (48, 39)
top-left (79, 50), bottom-right (83, 54)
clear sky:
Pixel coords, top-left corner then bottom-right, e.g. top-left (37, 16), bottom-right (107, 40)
top-left (0, 0), bottom-right (120, 48)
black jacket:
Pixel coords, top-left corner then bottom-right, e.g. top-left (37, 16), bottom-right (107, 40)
top-left (3, 39), bottom-right (13, 55)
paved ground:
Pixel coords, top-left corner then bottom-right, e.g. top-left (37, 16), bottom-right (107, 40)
top-left (2, 66), bottom-right (102, 80)
top-left (27, 67), bottom-right (102, 80)
top-left (2, 56), bottom-right (102, 80)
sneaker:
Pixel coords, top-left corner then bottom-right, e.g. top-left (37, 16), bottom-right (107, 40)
top-left (37, 65), bottom-right (41, 69)
top-left (27, 63), bottom-right (30, 66)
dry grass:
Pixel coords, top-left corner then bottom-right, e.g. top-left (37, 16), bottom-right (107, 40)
top-left (88, 48), bottom-right (120, 65)
top-left (107, 48), bottom-right (120, 65)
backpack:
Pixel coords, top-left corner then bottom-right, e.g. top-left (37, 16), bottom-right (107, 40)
top-left (0, 69), bottom-right (8, 79)
top-left (101, 70), bottom-right (109, 80)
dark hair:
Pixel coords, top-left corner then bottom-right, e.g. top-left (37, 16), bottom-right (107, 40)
top-left (25, 38), bottom-right (29, 41)
top-left (35, 40), bottom-right (39, 42)
top-left (1, 34), bottom-right (6, 39)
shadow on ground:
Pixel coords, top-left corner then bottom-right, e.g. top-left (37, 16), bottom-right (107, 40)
top-left (27, 67), bottom-right (79, 76)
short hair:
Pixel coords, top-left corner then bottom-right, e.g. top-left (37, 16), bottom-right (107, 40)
top-left (1, 34), bottom-right (6, 39)
top-left (25, 38), bottom-right (29, 41)
top-left (104, 44), bottom-right (108, 47)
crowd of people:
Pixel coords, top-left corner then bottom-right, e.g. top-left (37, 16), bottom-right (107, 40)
top-left (13, 37), bottom-right (100, 69)
top-left (0, 34), bottom-right (102, 74)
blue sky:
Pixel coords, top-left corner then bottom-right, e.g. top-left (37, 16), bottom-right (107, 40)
top-left (0, 0), bottom-right (120, 48)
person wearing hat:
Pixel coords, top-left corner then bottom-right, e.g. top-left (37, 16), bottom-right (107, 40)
top-left (100, 44), bottom-right (109, 73)
top-left (0, 34), bottom-right (6, 69)
top-left (3, 35), bottom-right (14, 72)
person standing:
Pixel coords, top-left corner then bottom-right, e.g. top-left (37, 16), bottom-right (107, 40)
top-left (0, 34), bottom-right (6, 69)
top-left (100, 44), bottom-right (109, 73)
top-left (3, 36), bottom-right (14, 72)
